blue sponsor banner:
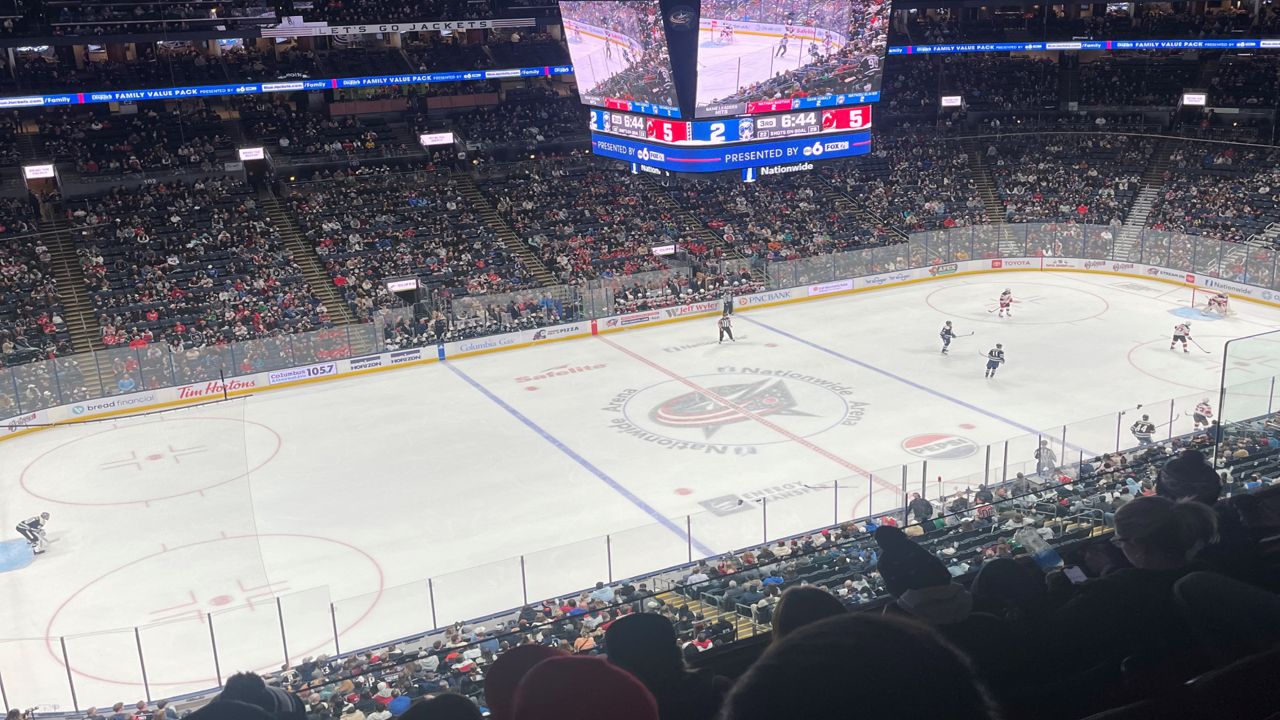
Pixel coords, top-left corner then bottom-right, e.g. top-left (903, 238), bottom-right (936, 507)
top-left (590, 131), bottom-right (871, 173)
top-left (889, 37), bottom-right (1272, 54)
top-left (0, 65), bottom-right (571, 108)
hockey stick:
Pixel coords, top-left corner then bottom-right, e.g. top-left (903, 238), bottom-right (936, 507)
top-left (1119, 403), bottom-right (1145, 417)
top-left (958, 331), bottom-right (975, 337)
top-left (1188, 337), bottom-right (1212, 354)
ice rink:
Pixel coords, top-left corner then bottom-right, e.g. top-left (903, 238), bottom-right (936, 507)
top-left (565, 29), bottom-right (634, 96)
top-left (3, 270), bottom-right (1279, 709)
top-left (695, 28), bottom-right (821, 106)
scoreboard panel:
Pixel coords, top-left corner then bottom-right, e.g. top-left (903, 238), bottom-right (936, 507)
top-left (590, 130), bottom-right (872, 174)
top-left (589, 106), bottom-right (871, 146)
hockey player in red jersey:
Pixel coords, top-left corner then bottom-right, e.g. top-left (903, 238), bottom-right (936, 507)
top-left (997, 289), bottom-right (1013, 318)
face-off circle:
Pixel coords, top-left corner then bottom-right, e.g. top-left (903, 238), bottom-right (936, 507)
top-left (925, 282), bottom-right (1110, 324)
top-left (619, 371), bottom-right (861, 447)
top-left (21, 417), bottom-right (281, 506)
top-left (45, 533), bottom-right (384, 689)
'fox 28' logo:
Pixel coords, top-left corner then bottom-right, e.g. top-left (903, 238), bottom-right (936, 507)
top-left (636, 147), bottom-right (666, 163)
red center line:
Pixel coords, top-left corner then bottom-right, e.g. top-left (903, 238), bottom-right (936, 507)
top-left (598, 336), bottom-right (901, 496)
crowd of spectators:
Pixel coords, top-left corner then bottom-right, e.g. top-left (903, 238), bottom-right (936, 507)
top-left (67, 177), bottom-right (332, 390)
top-left (0, 197), bottom-right (70, 368)
top-left (444, 91), bottom-right (585, 156)
top-left (1080, 56), bottom-right (1200, 107)
top-left (822, 130), bottom-right (988, 231)
top-left (1208, 55), bottom-right (1280, 109)
top-left (237, 101), bottom-right (407, 160)
top-left (987, 133), bottom-right (1152, 225)
top-left (1146, 143), bottom-right (1280, 244)
top-left (287, 163), bottom-right (531, 321)
top-left (38, 105), bottom-right (231, 176)
top-left (43, 0), bottom-right (272, 37)
top-left (663, 173), bottom-right (889, 262)
top-left (481, 155), bottom-right (687, 282)
top-left (294, 0), bottom-right (491, 24)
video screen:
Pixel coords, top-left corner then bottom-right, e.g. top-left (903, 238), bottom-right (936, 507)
top-left (694, 0), bottom-right (890, 117)
top-left (560, 0), bottom-right (679, 114)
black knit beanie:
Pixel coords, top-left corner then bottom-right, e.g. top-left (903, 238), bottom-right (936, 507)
top-left (1157, 448), bottom-right (1221, 505)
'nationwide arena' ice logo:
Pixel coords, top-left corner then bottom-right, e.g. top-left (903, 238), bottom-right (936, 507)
top-left (902, 433), bottom-right (979, 460)
top-left (650, 378), bottom-right (812, 437)
top-left (603, 369), bottom-right (869, 451)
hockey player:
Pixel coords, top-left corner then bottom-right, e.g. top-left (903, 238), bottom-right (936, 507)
top-left (774, 29), bottom-right (790, 58)
top-left (1206, 292), bottom-right (1230, 315)
top-left (1171, 321), bottom-right (1192, 352)
top-left (984, 344), bottom-right (1005, 378)
top-left (16, 512), bottom-right (49, 554)
top-left (998, 289), bottom-right (1014, 318)
top-left (1193, 398), bottom-right (1214, 430)
top-left (719, 25), bottom-right (734, 45)
top-left (1130, 414), bottom-right (1156, 445)
top-left (717, 313), bottom-right (734, 343)
top-left (940, 321), bottom-right (956, 354)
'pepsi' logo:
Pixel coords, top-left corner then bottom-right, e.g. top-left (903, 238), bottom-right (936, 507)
top-left (902, 433), bottom-right (979, 460)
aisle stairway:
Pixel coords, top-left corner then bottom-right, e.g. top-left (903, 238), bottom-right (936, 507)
top-left (642, 176), bottom-right (759, 263)
top-left (39, 215), bottom-right (100, 355)
top-left (655, 590), bottom-right (765, 641)
top-left (815, 177), bottom-right (910, 242)
top-left (1113, 139), bottom-right (1175, 260)
top-left (259, 190), bottom-right (360, 331)
top-left (962, 137), bottom-right (1024, 255)
top-left (454, 172), bottom-right (559, 287)
top-left (1255, 223), bottom-right (1280, 247)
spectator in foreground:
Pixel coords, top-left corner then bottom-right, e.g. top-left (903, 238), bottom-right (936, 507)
top-left (1048, 496), bottom-right (1218, 672)
top-left (604, 613), bottom-right (730, 720)
top-left (187, 701), bottom-right (274, 720)
top-left (770, 586), bottom-right (846, 641)
top-left (719, 614), bottom-right (1002, 720)
top-left (484, 645), bottom-right (566, 720)
top-left (873, 525), bottom-right (1018, 680)
top-left (511, 655), bottom-right (659, 720)
top-left (218, 672), bottom-right (307, 720)
top-left (399, 694), bottom-right (482, 720)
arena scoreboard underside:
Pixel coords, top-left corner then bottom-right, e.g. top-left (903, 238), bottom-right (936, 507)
top-left (589, 105), bottom-right (873, 178)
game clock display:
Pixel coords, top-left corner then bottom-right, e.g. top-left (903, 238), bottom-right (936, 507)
top-left (589, 105), bottom-right (870, 146)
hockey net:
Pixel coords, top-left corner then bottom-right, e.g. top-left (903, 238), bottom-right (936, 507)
top-left (1191, 286), bottom-right (1235, 315)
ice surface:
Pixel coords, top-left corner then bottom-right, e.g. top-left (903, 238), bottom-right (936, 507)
top-left (2, 271), bottom-right (1278, 708)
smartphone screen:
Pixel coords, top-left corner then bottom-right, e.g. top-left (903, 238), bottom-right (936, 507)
top-left (1063, 566), bottom-right (1088, 584)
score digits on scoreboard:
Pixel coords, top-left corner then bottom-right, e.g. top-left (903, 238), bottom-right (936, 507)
top-left (590, 106), bottom-right (871, 147)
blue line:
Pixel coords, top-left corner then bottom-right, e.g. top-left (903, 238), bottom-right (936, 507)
top-left (739, 316), bottom-right (1097, 457)
top-left (444, 362), bottom-right (717, 558)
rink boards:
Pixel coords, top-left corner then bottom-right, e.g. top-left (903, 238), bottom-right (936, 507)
top-left (2, 255), bottom-right (1269, 440)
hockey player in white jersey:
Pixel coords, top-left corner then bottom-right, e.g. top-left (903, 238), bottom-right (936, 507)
top-left (1170, 322), bottom-right (1192, 352)
top-left (1193, 399), bottom-right (1214, 430)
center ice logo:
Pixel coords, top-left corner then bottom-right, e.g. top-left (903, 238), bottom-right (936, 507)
top-left (650, 378), bottom-right (813, 437)
top-left (902, 433), bottom-right (979, 460)
top-left (607, 369), bottom-right (868, 450)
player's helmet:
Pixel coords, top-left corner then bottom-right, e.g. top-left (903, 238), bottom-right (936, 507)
top-left (1004, 288), bottom-right (1010, 293)
top-left (1142, 415), bottom-right (1149, 421)
top-left (945, 321), bottom-right (952, 326)
top-left (996, 343), bottom-right (1003, 348)
top-left (40, 512), bottom-right (49, 519)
